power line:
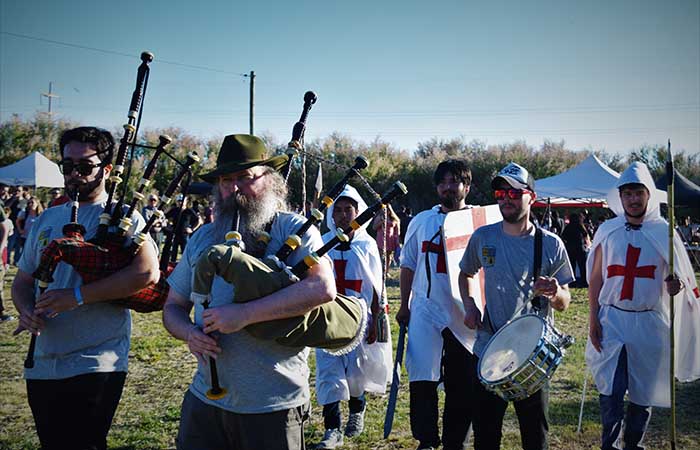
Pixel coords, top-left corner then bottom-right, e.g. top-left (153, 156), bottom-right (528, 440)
top-left (0, 31), bottom-right (247, 76)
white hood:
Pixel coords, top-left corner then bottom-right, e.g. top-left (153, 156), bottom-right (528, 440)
top-left (325, 184), bottom-right (370, 234)
top-left (607, 162), bottom-right (664, 220)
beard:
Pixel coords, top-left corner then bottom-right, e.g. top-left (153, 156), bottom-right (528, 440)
top-left (439, 188), bottom-right (466, 210)
top-left (499, 203), bottom-right (529, 224)
top-left (66, 170), bottom-right (105, 201)
top-left (212, 170), bottom-right (289, 250)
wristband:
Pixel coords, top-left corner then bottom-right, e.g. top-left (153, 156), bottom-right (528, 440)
top-left (74, 286), bottom-right (84, 307)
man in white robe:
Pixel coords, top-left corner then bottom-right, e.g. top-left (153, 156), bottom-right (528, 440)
top-left (586, 162), bottom-right (700, 450)
top-left (314, 185), bottom-right (392, 449)
top-left (397, 159), bottom-right (480, 450)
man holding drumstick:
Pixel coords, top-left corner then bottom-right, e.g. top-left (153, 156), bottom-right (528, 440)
top-left (460, 162), bottom-right (573, 450)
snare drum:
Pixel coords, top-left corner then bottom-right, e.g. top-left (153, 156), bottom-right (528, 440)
top-left (478, 314), bottom-right (572, 401)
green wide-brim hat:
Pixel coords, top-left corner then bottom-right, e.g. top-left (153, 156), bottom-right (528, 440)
top-left (199, 134), bottom-right (288, 184)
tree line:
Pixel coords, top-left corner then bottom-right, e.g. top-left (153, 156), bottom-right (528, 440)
top-left (1, 114), bottom-right (698, 214)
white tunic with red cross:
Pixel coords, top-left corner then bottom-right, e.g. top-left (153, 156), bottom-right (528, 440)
top-left (585, 225), bottom-right (671, 407)
top-left (314, 230), bottom-right (393, 405)
top-left (400, 205), bottom-right (496, 381)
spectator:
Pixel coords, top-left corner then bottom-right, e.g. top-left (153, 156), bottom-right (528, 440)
top-left (0, 206), bottom-right (13, 322)
top-left (551, 210), bottom-right (564, 235)
top-left (397, 205), bottom-right (413, 246)
top-left (372, 203), bottom-right (400, 272)
top-left (47, 188), bottom-right (70, 208)
top-left (678, 216), bottom-right (693, 243)
top-left (560, 212), bottom-right (591, 287)
top-left (6, 188), bottom-right (23, 265)
top-left (0, 185), bottom-right (10, 207)
top-left (16, 197), bottom-right (44, 263)
top-left (202, 199), bottom-right (214, 224)
top-left (141, 193), bottom-right (165, 247)
top-left (165, 196), bottom-right (201, 262)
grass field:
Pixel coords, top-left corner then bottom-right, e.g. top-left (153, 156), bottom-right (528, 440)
top-left (1, 266), bottom-right (699, 450)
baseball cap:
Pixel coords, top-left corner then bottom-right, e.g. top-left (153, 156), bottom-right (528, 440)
top-left (491, 162), bottom-right (535, 192)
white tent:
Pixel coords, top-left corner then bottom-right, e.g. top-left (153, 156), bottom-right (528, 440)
top-left (534, 154), bottom-right (620, 207)
top-left (0, 152), bottom-right (64, 187)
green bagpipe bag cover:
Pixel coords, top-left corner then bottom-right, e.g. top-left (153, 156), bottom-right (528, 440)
top-left (191, 243), bottom-right (367, 355)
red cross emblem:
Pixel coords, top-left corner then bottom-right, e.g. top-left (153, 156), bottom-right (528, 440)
top-left (422, 238), bottom-right (447, 273)
top-left (421, 234), bottom-right (471, 274)
top-left (333, 259), bottom-right (362, 295)
top-left (606, 244), bottom-right (657, 301)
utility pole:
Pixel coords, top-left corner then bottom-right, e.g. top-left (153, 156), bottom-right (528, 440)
top-left (249, 70), bottom-right (255, 135)
top-left (41, 82), bottom-right (60, 117)
top-left (41, 82), bottom-right (60, 157)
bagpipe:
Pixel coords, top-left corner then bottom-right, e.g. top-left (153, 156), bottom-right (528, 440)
top-left (24, 52), bottom-right (198, 369)
top-left (191, 181), bottom-right (406, 399)
top-left (188, 91), bottom-right (407, 399)
top-left (191, 179), bottom-right (407, 349)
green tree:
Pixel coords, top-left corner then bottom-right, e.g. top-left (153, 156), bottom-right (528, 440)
top-left (0, 114), bottom-right (76, 166)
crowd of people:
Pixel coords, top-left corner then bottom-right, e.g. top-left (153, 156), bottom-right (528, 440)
top-left (2, 125), bottom-right (699, 450)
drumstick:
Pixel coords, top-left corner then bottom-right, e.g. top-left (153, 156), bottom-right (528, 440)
top-left (531, 259), bottom-right (568, 297)
top-left (506, 260), bottom-right (569, 320)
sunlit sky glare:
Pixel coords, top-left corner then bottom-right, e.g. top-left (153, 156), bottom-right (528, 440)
top-left (1, 0), bottom-right (698, 155)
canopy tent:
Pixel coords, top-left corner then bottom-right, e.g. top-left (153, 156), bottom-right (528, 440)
top-left (655, 171), bottom-right (700, 208)
top-left (532, 154), bottom-right (620, 208)
top-left (0, 152), bottom-right (64, 187)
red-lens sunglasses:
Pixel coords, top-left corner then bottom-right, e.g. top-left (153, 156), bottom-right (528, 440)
top-left (494, 188), bottom-right (533, 200)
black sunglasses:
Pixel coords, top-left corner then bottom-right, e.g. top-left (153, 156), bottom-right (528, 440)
top-left (59, 160), bottom-right (103, 176)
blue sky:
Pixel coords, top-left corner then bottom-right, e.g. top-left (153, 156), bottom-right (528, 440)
top-left (1, 0), bottom-right (698, 155)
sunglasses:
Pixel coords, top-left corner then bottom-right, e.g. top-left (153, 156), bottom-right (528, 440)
top-left (59, 160), bottom-right (103, 176)
top-left (494, 188), bottom-right (533, 200)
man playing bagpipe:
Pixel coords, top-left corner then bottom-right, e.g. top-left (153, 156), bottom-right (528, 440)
top-left (11, 126), bottom-right (160, 450)
top-left (313, 185), bottom-right (393, 449)
top-left (162, 134), bottom-right (337, 450)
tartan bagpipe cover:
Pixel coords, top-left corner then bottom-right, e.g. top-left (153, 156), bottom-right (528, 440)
top-left (191, 242), bottom-right (367, 355)
top-left (32, 229), bottom-right (170, 313)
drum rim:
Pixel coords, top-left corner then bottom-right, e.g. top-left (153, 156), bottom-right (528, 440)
top-left (478, 313), bottom-right (547, 384)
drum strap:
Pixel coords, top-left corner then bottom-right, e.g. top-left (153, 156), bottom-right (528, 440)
top-left (532, 227), bottom-right (545, 312)
top-left (533, 226), bottom-right (543, 279)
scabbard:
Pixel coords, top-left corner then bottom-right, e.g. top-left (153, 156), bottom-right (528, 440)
top-left (383, 323), bottom-right (407, 439)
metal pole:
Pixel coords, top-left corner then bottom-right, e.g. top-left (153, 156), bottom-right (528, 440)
top-left (666, 139), bottom-right (677, 450)
top-left (249, 70), bottom-right (255, 135)
top-left (577, 375), bottom-right (589, 433)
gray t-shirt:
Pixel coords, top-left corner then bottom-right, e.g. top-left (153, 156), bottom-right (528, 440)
top-left (459, 222), bottom-right (575, 357)
top-left (19, 198), bottom-right (149, 379)
top-left (167, 212), bottom-right (324, 414)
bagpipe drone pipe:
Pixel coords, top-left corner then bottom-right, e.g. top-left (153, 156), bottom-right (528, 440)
top-left (25, 52), bottom-right (198, 368)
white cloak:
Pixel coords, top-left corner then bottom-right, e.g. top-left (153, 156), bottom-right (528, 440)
top-left (585, 162), bottom-right (700, 407)
top-left (315, 185), bottom-right (393, 404)
top-left (400, 205), bottom-right (478, 381)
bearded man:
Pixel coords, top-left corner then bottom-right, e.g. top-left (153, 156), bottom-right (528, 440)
top-left (11, 126), bottom-right (159, 450)
top-left (162, 134), bottom-right (336, 450)
top-left (460, 162), bottom-right (574, 450)
top-left (397, 159), bottom-right (480, 450)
